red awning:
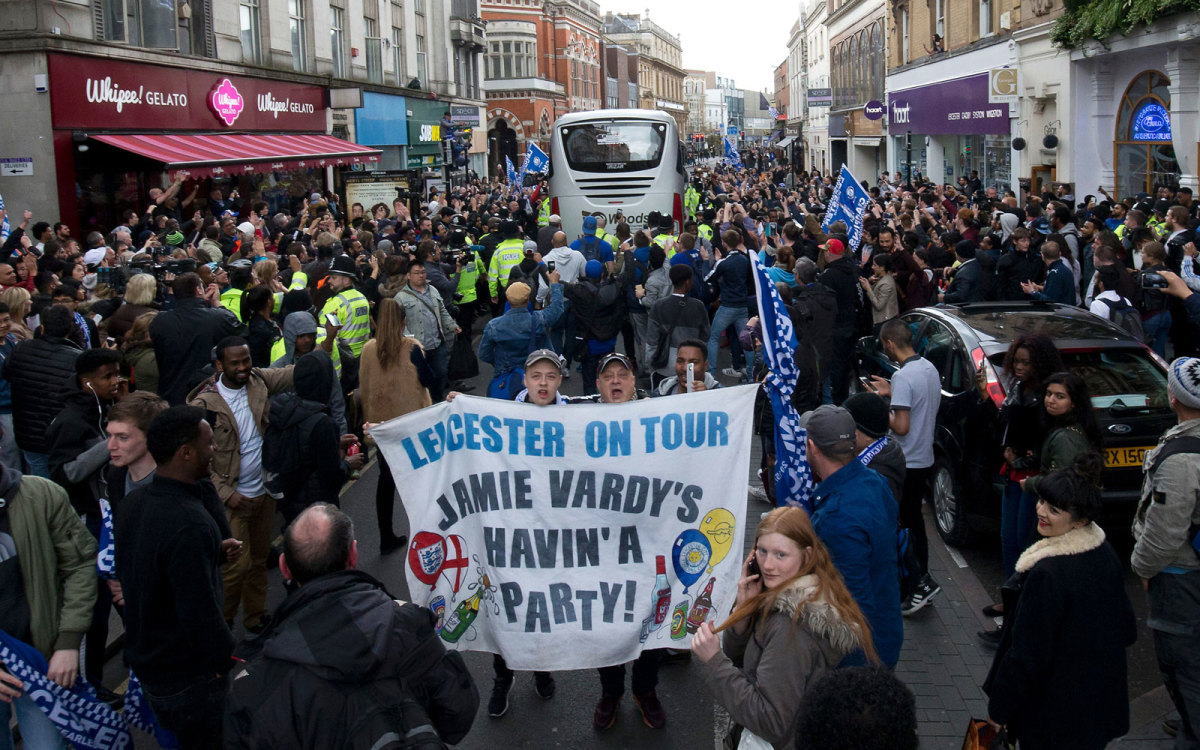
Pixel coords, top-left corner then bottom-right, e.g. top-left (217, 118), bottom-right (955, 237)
top-left (90, 133), bottom-right (382, 179)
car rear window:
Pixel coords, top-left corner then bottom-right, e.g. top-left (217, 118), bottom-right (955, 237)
top-left (958, 309), bottom-right (1124, 342)
top-left (989, 347), bottom-right (1168, 410)
top-left (1059, 349), bottom-right (1169, 409)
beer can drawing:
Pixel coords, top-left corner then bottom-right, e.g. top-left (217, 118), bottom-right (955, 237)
top-left (670, 601), bottom-right (688, 640)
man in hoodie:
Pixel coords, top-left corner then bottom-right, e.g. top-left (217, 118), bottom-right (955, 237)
top-left (264, 352), bottom-right (361, 526)
top-left (271, 310), bottom-right (346, 433)
top-left (45, 347), bottom-right (125, 696)
top-left (225, 503), bottom-right (479, 748)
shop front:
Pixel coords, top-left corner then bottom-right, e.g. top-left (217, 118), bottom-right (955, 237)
top-left (47, 52), bottom-right (379, 231)
top-left (887, 72), bottom-right (1013, 192)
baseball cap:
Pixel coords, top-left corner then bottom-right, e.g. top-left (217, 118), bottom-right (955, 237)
top-left (83, 248), bottom-right (108, 267)
top-left (549, 214), bottom-right (562, 224)
top-left (799, 405), bottom-right (856, 451)
top-left (820, 238), bottom-right (846, 256)
top-left (582, 216), bottom-right (598, 236)
top-left (525, 348), bottom-right (564, 369)
top-left (228, 258), bottom-right (254, 269)
top-left (597, 352), bottom-right (634, 374)
top-left (236, 221), bottom-right (256, 235)
top-left (1030, 217), bottom-right (1052, 235)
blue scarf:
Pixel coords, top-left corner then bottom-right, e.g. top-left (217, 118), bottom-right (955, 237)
top-left (858, 436), bottom-right (889, 466)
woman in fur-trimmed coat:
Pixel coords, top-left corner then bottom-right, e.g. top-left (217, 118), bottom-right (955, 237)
top-left (691, 507), bottom-right (876, 750)
top-left (984, 454), bottom-right (1137, 750)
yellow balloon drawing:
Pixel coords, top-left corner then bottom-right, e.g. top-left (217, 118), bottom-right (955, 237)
top-left (700, 508), bottom-right (736, 573)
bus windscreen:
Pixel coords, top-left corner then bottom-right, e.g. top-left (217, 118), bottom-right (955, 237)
top-left (561, 121), bottom-right (667, 173)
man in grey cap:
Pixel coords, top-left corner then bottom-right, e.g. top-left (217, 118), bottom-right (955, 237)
top-left (805, 404), bottom-right (903, 668)
top-left (1133, 356), bottom-right (1200, 746)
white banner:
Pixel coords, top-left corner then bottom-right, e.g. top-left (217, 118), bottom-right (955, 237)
top-left (370, 386), bottom-right (757, 671)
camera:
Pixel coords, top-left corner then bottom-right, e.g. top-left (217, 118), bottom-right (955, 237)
top-left (1141, 271), bottom-right (1169, 290)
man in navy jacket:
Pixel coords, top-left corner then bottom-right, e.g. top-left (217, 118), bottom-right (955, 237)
top-left (1021, 242), bottom-right (1075, 305)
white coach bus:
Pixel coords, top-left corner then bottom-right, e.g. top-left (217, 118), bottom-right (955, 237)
top-left (547, 109), bottom-right (687, 241)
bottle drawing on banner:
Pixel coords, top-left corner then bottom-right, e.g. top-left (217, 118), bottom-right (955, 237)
top-left (686, 577), bottom-right (716, 634)
top-left (650, 555), bottom-right (672, 632)
top-left (441, 573), bottom-right (490, 643)
top-left (670, 601), bottom-right (688, 640)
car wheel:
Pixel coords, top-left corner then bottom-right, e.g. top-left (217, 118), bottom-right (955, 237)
top-left (930, 457), bottom-right (974, 547)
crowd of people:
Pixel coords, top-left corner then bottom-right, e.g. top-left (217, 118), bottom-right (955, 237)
top-left (0, 153), bottom-right (1199, 750)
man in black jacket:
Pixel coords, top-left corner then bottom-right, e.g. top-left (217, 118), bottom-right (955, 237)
top-left (940, 241), bottom-right (985, 304)
top-left (3, 304), bottom-right (82, 477)
top-left (996, 228), bottom-right (1044, 301)
top-left (817, 238), bottom-right (860, 405)
top-left (116, 406), bottom-right (242, 750)
top-left (151, 272), bottom-right (244, 405)
top-left (564, 255), bottom-right (635, 395)
top-left (46, 347), bottom-right (124, 696)
top-left (225, 503), bottom-right (479, 749)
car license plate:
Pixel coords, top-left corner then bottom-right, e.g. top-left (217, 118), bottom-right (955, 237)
top-left (1105, 446), bottom-right (1154, 469)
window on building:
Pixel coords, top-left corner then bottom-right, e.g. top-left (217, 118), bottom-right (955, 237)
top-left (934, 0), bottom-right (945, 38)
top-left (980, 0), bottom-right (992, 35)
top-left (329, 6), bottom-right (346, 77)
top-left (289, 0), bottom-right (307, 72)
top-left (365, 17), bottom-right (382, 83)
top-left (900, 6), bottom-right (910, 63)
top-left (101, 0), bottom-right (178, 48)
top-left (416, 30), bottom-right (427, 85)
top-left (1115, 70), bottom-right (1179, 199)
top-left (392, 25), bottom-right (404, 85)
top-left (239, 0), bottom-right (261, 63)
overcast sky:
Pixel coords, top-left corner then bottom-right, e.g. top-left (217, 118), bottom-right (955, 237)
top-left (603, 0), bottom-right (796, 95)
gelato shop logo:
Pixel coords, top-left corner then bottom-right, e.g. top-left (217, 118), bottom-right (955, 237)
top-left (209, 79), bottom-right (245, 127)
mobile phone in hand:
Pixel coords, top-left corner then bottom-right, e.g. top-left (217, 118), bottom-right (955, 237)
top-left (748, 557), bottom-right (761, 576)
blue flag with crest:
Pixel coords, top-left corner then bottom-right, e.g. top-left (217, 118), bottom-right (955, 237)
top-left (820, 164), bottom-right (872, 251)
top-left (750, 253), bottom-right (813, 511)
top-left (505, 156), bottom-right (517, 188)
top-left (723, 137), bottom-right (742, 167)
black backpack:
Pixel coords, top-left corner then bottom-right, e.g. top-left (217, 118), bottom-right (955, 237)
top-left (263, 395), bottom-right (327, 497)
top-left (1100, 297), bottom-right (1148, 343)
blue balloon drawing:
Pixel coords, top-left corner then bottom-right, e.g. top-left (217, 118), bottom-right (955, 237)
top-left (672, 529), bottom-right (712, 592)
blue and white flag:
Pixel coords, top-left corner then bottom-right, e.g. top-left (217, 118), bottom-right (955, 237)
top-left (723, 137), bottom-right (742, 168)
top-left (768, 106), bottom-right (779, 120)
top-left (523, 143), bottom-right (550, 176)
top-left (505, 156), bottom-right (518, 188)
top-left (820, 164), bottom-right (872, 251)
top-left (0, 193), bottom-right (9, 244)
top-left (97, 498), bottom-right (115, 579)
top-left (0, 629), bottom-right (133, 749)
top-left (125, 672), bottom-right (179, 748)
top-left (751, 253), bottom-right (813, 511)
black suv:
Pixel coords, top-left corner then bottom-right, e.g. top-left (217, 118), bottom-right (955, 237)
top-left (854, 302), bottom-right (1172, 546)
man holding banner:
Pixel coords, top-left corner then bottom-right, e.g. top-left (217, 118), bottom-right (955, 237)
top-left (0, 456), bottom-right (97, 750)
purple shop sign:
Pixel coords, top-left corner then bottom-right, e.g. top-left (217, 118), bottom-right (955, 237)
top-left (888, 73), bottom-right (1010, 135)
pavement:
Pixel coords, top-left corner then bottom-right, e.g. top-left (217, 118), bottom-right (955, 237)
top-left (84, 328), bottom-right (1181, 750)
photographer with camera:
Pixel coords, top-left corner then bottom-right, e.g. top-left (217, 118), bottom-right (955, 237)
top-left (1137, 241), bottom-right (1173, 357)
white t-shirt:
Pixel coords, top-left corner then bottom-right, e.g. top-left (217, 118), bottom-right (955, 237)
top-left (889, 356), bottom-right (942, 469)
top-left (217, 379), bottom-right (266, 497)
top-left (1089, 290), bottom-right (1132, 320)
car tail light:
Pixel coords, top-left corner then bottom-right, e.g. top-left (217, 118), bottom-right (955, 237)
top-left (551, 197), bottom-right (559, 216)
top-left (672, 193), bottom-right (683, 233)
top-left (971, 346), bottom-right (1005, 409)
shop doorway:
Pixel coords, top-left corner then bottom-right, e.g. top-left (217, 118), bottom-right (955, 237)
top-left (1114, 70), bottom-right (1180, 200)
top-left (488, 120), bottom-right (518, 179)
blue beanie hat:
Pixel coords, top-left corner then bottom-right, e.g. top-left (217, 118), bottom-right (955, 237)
top-left (585, 259), bottom-right (603, 279)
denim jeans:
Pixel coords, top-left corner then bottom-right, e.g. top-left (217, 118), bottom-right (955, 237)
top-left (1000, 480), bottom-right (1038, 579)
top-left (21, 450), bottom-right (49, 479)
top-left (1148, 571), bottom-right (1200, 750)
top-left (548, 302), bottom-right (576, 364)
top-left (1145, 310), bottom-right (1173, 358)
top-left (707, 305), bottom-right (749, 377)
top-left (427, 340), bottom-right (451, 402)
top-left (0, 693), bottom-right (70, 750)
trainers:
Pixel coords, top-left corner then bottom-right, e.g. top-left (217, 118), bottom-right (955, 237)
top-left (976, 628), bottom-right (1002, 647)
top-left (901, 575), bottom-right (941, 616)
top-left (534, 672), bottom-right (556, 700)
top-left (488, 681), bottom-right (512, 718)
top-left (593, 694), bottom-right (620, 730)
top-left (633, 690), bottom-right (667, 729)
top-left (747, 485), bottom-right (769, 503)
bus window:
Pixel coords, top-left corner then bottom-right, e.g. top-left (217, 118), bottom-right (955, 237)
top-left (561, 121), bottom-right (667, 173)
